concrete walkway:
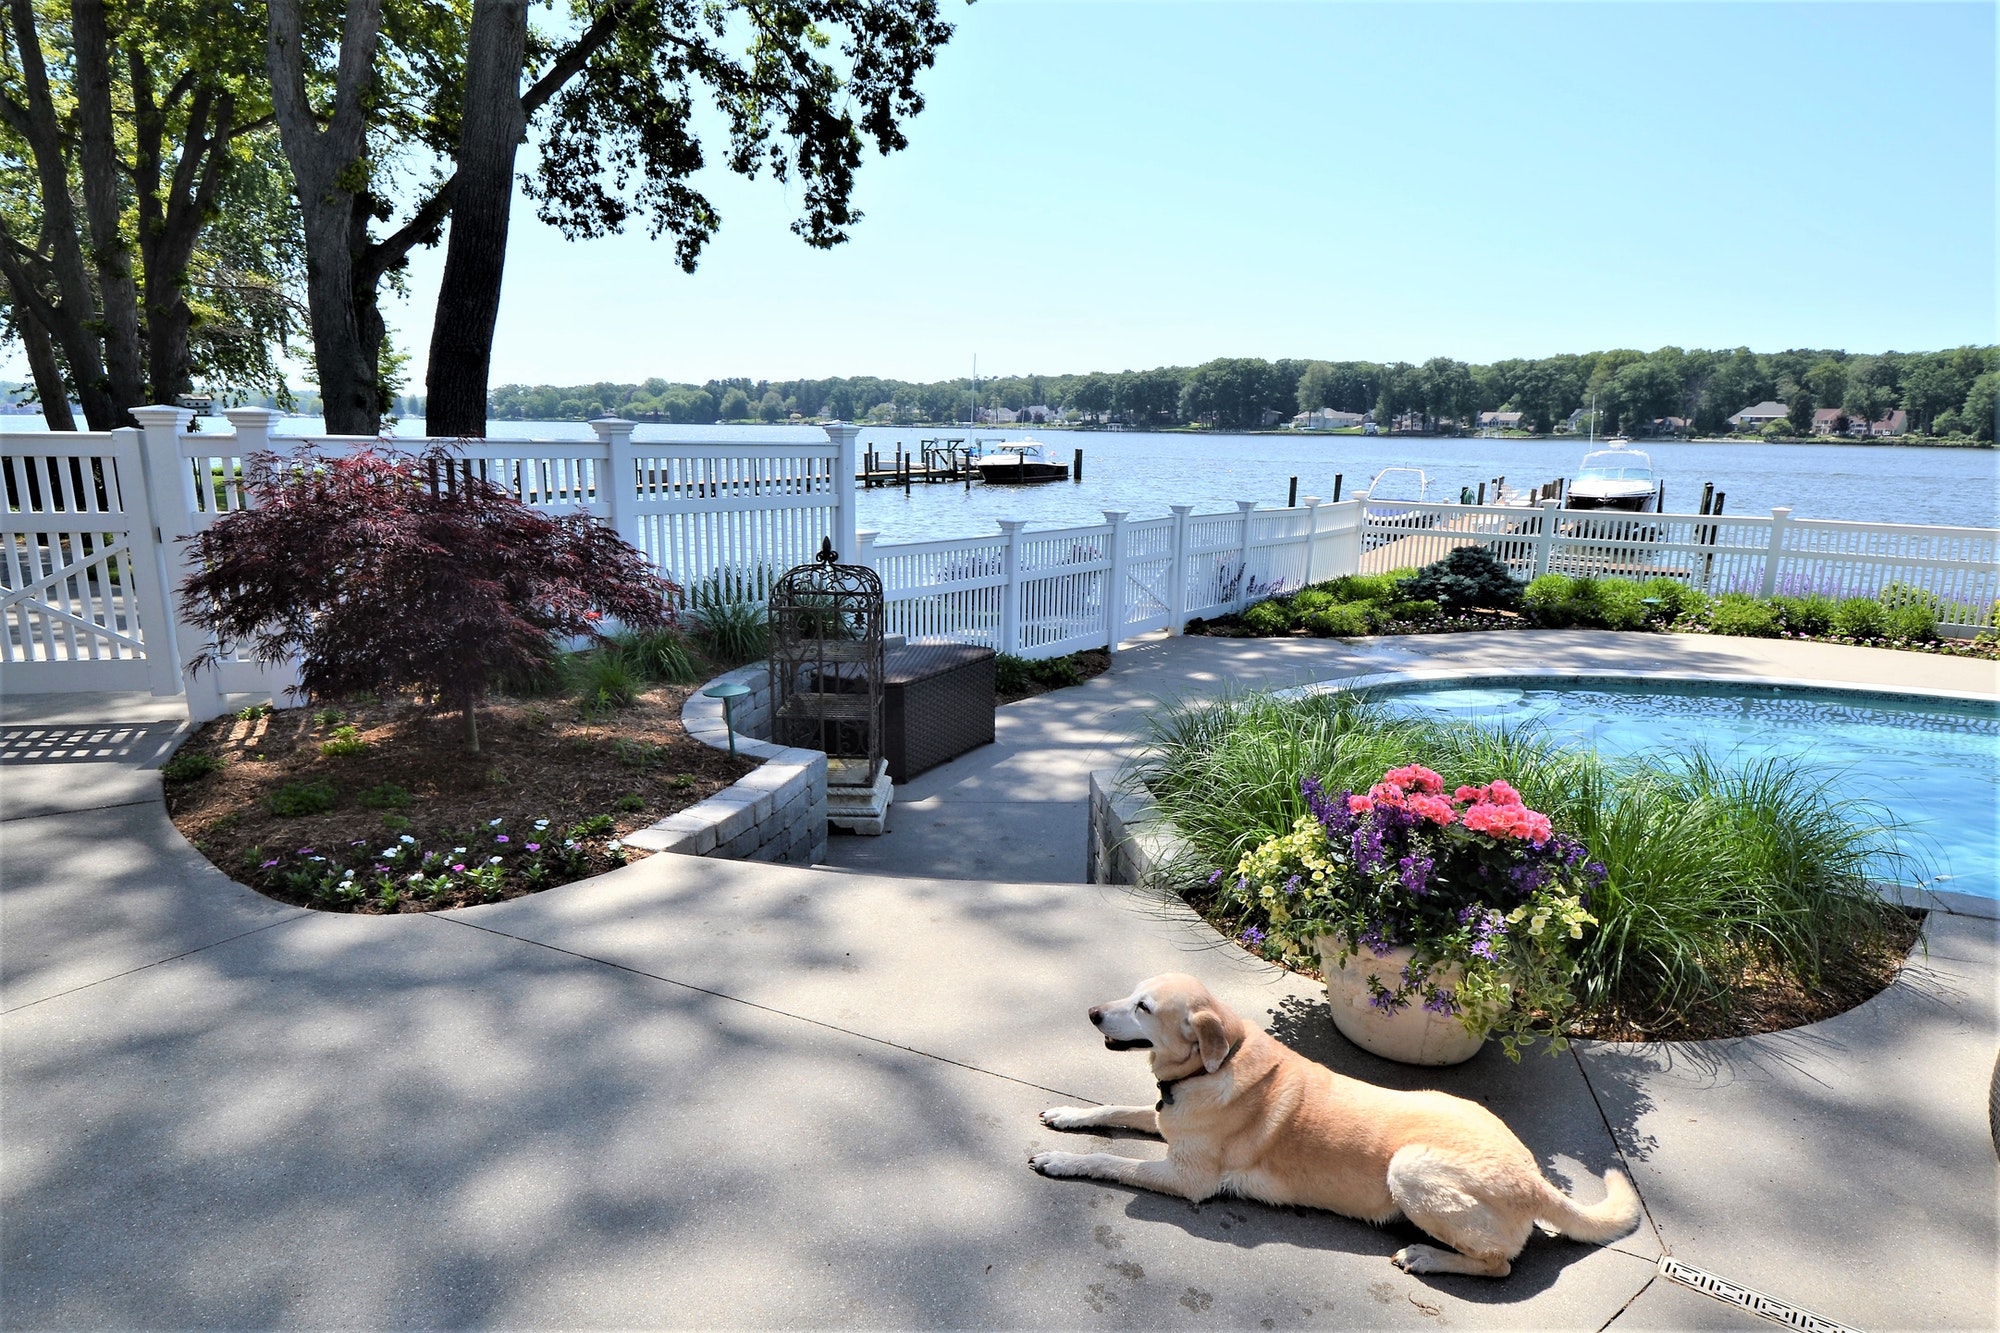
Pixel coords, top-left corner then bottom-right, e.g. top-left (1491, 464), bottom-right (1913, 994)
top-left (3, 636), bottom-right (1997, 1329)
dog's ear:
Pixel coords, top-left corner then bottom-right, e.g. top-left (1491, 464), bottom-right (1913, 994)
top-left (1192, 1008), bottom-right (1234, 1072)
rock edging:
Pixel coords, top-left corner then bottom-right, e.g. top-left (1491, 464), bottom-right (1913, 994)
top-left (617, 663), bottom-right (827, 865)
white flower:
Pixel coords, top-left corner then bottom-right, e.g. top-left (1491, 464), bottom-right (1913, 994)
top-left (379, 847), bottom-right (397, 858)
top-left (488, 818), bottom-right (502, 827)
top-left (342, 869), bottom-right (355, 879)
top-left (607, 838), bottom-right (623, 850)
top-left (407, 872), bottom-right (424, 883)
top-left (399, 835), bottom-right (415, 844)
top-left (452, 846), bottom-right (467, 854)
top-left (489, 856), bottom-right (503, 865)
top-left (533, 819), bottom-right (550, 830)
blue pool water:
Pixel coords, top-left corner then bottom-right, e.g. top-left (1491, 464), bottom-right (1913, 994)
top-left (1385, 681), bottom-right (2000, 899)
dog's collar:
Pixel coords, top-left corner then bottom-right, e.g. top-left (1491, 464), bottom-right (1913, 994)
top-left (1155, 1040), bottom-right (1242, 1110)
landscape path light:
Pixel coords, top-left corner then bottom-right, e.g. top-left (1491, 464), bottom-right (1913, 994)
top-left (703, 680), bottom-right (752, 756)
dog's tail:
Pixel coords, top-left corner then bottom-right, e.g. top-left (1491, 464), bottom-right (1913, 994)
top-left (1537, 1167), bottom-right (1643, 1245)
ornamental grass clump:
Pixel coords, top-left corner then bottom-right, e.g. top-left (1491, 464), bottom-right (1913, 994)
top-left (1226, 764), bottom-right (1600, 1057)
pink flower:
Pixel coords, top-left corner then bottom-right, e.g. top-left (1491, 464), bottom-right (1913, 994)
top-left (451, 863), bottom-right (466, 873)
top-left (1453, 784), bottom-right (1486, 804)
top-left (1384, 764), bottom-right (1444, 795)
top-left (1347, 794), bottom-right (1375, 814)
top-left (1369, 781), bottom-right (1407, 808)
top-left (1407, 793), bottom-right (1457, 826)
top-left (1487, 779), bottom-right (1524, 808)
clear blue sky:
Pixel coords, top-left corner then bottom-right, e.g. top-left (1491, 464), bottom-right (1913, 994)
top-left (341, 3), bottom-right (2000, 386)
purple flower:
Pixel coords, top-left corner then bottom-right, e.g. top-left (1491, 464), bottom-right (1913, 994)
top-left (260, 858), bottom-right (279, 868)
top-left (451, 863), bottom-right (466, 873)
top-left (1398, 853), bottom-right (1433, 896)
top-left (297, 847), bottom-right (314, 855)
top-left (1302, 776), bottom-right (1354, 838)
top-left (1207, 868), bottom-right (1224, 886)
top-left (1368, 988), bottom-right (1410, 1013)
top-left (495, 835), bottom-right (509, 844)
top-left (1358, 920), bottom-right (1396, 956)
top-left (1424, 988), bottom-right (1459, 1016)
top-left (1283, 874), bottom-right (1302, 895)
top-left (373, 864), bottom-right (389, 874)
top-left (526, 843), bottom-right (541, 852)
top-left (1239, 926), bottom-right (1267, 948)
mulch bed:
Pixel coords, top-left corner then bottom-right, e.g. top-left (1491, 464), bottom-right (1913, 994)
top-left (165, 685), bottom-right (756, 914)
top-left (997, 648), bottom-right (1112, 705)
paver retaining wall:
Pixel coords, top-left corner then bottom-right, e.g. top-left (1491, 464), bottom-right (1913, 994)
top-left (1087, 769), bottom-right (1184, 890)
top-left (621, 664), bottom-right (827, 865)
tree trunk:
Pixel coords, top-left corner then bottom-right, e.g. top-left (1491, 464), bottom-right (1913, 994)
top-left (12, 287), bottom-right (74, 429)
top-left (425, 0), bottom-right (530, 439)
top-left (71, 0), bottom-right (147, 422)
top-left (3, 0), bottom-right (116, 429)
top-left (461, 698), bottom-right (480, 752)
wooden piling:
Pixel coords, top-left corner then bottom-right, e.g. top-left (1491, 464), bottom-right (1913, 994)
top-left (1073, 447), bottom-right (1083, 482)
top-left (1332, 473), bottom-right (1343, 502)
top-left (1287, 476), bottom-right (1298, 507)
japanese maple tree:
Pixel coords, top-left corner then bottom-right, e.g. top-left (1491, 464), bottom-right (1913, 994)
top-left (180, 443), bottom-right (678, 750)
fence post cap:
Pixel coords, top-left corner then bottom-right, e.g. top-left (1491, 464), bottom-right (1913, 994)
top-left (587, 417), bottom-right (636, 441)
top-left (1100, 509), bottom-right (1129, 525)
top-left (1169, 503), bottom-right (1194, 516)
top-left (1300, 496), bottom-right (1321, 507)
top-left (1236, 499), bottom-right (1258, 512)
top-left (130, 404), bottom-right (195, 429)
top-left (220, 406), bottom-right (285, 429)
top-left (1770, 506), bottom-right (1793, 519)
top-left (995, 518), bottom-right (1029, 534)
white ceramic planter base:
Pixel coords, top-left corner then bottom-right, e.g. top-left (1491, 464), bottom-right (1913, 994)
top-left (1316, 935), bottom-right (1487, 1066)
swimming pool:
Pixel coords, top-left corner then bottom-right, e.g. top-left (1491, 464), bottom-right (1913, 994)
top-left (1381, 679), bottom-right (1999, 900)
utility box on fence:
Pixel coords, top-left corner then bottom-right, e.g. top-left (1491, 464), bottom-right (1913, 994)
top-left (768, 538), bottom-right (893, 833)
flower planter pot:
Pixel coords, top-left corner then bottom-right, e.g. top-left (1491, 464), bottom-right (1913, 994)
top-left (1316, 934), bottom-right (1488, 1066)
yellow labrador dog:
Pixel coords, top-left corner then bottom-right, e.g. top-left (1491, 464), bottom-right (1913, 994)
top-left (1029, 973), bottom-right (1640, 1278)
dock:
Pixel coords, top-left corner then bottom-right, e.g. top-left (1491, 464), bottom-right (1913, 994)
top-left (858, 437), bottom-right (979, 488)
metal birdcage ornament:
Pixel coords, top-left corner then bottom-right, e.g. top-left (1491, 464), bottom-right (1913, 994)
top-left (769, 538), bottom-right (892, 830)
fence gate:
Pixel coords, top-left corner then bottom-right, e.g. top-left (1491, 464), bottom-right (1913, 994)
top-left (0, 429), bottom-right (178, 695)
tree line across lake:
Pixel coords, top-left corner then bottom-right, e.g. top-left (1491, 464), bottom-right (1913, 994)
top-left (477, 345), bottom-right (1997, 441)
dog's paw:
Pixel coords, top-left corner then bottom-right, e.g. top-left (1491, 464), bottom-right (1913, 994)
top-left (1040, 1106), bottom-right (1094, 1131)
top-left (1029, 1150), bottom-right (1091, 1178)
top-left (1391, 1245), bottom-right (1446, 1274)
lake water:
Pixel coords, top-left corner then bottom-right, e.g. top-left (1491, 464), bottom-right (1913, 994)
top-left (11, 413), bottom-right (1995, 543)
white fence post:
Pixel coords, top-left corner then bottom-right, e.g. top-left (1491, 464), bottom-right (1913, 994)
top-left (222, 405), bottom-right (283, 454)
top-left (1532, 498), bottom-right (1560, 578)
top-left (997, 518), bottom-right (1027, 655)
top-left (854, 529), bottom-right (879, 569)
top-left (1167, 504), bottom-right (1192, 634)
top-left (1101, 509), bottom-right (1129, 653)
top-left (587, 417), bottom-right (639, 544)
top-left (1762, 507), bottom-right (1792, 598)
top-left (823, 422), bottom-right (861, 557)
top-left (128, 405), bottom-right (221, 715)
top-left (1300, 497), bottom-right (1323, 584)
top-left (1234, 500), bottom-right (1258, 611)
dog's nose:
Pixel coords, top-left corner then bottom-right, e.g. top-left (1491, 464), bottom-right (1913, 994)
top-left (1088, 1005), bottom-right (1104, 1027)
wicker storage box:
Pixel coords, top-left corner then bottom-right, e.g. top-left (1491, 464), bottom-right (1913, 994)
top-left (882, 644), bottom-right (996, 781)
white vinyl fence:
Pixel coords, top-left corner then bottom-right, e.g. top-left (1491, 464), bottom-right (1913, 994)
top-left (860, 497), bottom-right (1364, 655)
top-left (1358, 498), bottom-right (1999, 633)
top-left (5, 406), bottom-right (1995, 722)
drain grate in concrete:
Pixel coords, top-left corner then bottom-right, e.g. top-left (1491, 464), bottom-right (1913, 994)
top-left (1658, 1257), bottom-right (1859, 1333)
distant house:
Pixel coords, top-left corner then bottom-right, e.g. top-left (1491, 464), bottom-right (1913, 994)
top-left (1022, 404), bottom-right (1058, 424)
top-left (1477, 411), bottom-right (1524, 431)
top-left (1259, 408), bottom-right (1288, 427)
top-left (1649, 416), bottom-right (1691, 436)
top-left (1727, 400), bottom-right (1789, 430)
top-left (1292, 407), bottom-right (1366, 430)
top-left (1563, 407), bottom-right (1588, 433)
top-left (1811, 408), bottom-right (1849, 436)
top-left (1811, 407), bottom-right (1907, 437)
top-left (1865, 409), bottom-right (1908, 437)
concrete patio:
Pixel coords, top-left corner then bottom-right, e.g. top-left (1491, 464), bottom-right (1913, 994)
top-left (3, 633), bottom-right (1996, 1329)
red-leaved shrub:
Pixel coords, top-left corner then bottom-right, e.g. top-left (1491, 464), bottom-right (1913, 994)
top-left (180, 444), bottom-right (678, 749)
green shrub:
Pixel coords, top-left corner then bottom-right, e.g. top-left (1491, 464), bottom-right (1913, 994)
top-left (995, 652), bottom-right (1084, 692)
top-left (1885, 601), bottom-right (1938, 642)
top-left (613, 628), bottom-right (702, 684)
top-left (1399, 546), bottom-right (1521, 612)
top-left (269, 779), bottom-right (338, 817)
top-left (1523, 573), bottom-right (1580, 626)
top-left (1773, 593), bottom-right (1837, 636)
top-left (569, 813), bottom-right (615, 840)
top-left (1289, 589), bottom-right (1338, 617)
top-left (615, 793), bottom-right (646, 812)
top-left (1384, 598), bottom-right (1440, 624)
top-left (311, 708), bottom-right (347, 727)
top-left (569, 650), bottom-right (641, 714)
top-left (1832, 597), bottom-right (1889, 639)
top-left (1320, 571), bottom-right (1409, 603)
top-left (1708, 594), bottom-right (1782, 637)
top-left (236, 702), bottom-right (273, 721)
top-left (318, 725), bottom-right (368, 757)
top-left (358, 782), bottom-right (412, 809)
top-left (1302, 603), bottom-right (1375, 638)
top-left (688, 572), bottom-right (771, 664)
top-left (160, 750), bottom-right (222, 783)
top-left (1641, 577), bottom-right (1704, 623)
top-left (1242, 600), bottom-right (1294, 635)
top-left (1593, 580), bottom-right (1651, 631)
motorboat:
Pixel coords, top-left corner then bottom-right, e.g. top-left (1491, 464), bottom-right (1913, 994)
top-left (973, 438), bottom-right (1069, 484)
top-left (1360, 466), bottom-right (1429, 502)
top-left (1566, 441), bottom-right (1658, 511)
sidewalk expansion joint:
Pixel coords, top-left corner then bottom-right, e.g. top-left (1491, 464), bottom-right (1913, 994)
top-left (0, 912), bottom-right (311, 1015)
top-left (435, 913), bottom-right (1099, 1104)
top-left (0, 795), bottom-right (163, 824)
top-left (1569, 1045), bottom-right (1668, 1254)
